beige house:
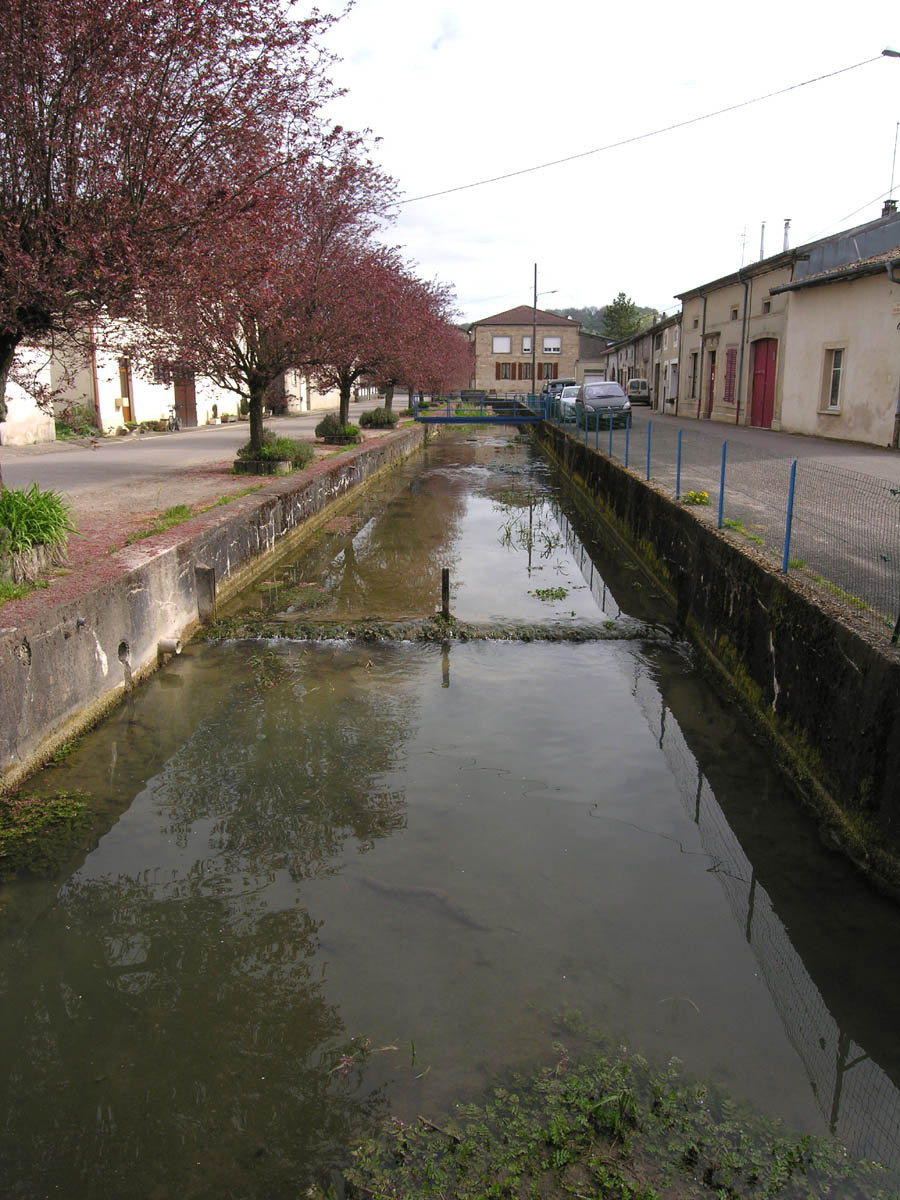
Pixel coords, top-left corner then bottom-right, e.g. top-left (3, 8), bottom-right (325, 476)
top-left (578, 330), bottom-right (614, 383)
top-left (772, 247), bottom-right (900, 446)
top-left (468, 306), bottom-right (579, 393)
top-left (51, 342), bottom-right (239, 432)
top-left (674, 204), bottom-right (900, 430)
top-left (676, 254), bottom-right (793, 426)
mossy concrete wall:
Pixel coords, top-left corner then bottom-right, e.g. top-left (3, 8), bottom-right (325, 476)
top-left (0, 425), bottom-right (429, 793)
top-left (537, 422), bottom-right (900, 888)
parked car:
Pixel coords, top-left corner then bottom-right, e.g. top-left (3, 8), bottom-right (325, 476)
top-left (541, 378), bottom-right (577, 400)
top-left (575, 381), bottom-right (631, 429)
top-left (626, 378), bottom-right (651, 405)
top-left (558, 385), bottom-right (580, 418)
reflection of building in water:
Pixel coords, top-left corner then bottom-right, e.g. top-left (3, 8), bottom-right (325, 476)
top-left (552, 505), bottom-right (623, 620)
top-left (631, 667), bottom-right (900, 1167)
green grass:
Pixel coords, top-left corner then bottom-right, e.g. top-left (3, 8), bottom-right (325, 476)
top-left (125, 504), bottom-right (193, 544)
top-left (0, 484), bottom-right (75, 552)
top-left (0, 578), bottom-right (49, 605)
top-left (722, 518), bottom-right (764, 546)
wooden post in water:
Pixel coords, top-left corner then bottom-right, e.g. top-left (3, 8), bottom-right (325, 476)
top-left (441, 568), bottom-right (450, 620)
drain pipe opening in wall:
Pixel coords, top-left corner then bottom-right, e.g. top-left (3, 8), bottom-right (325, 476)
top-left (158, 638), bottom-right (182, 658)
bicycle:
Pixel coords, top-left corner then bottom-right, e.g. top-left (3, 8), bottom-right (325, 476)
top-left (166, 405), bottom-right (181, 432)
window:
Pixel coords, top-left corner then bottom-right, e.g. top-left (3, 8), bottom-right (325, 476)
top-left (492, 335), bottom-right (511, 354)
top-left (496, 362), bottom-right (513, 380)
top-left (543, 336), bottom-right (561, 354)
top-left (692, 317), bottom-right (699, 329)
top-left (730, 307), bottom-right (738, 321)
top-left (762, 300), bottom-right (771, 315)
top-left (519, 362), bottom-right (532, 380)
top-left (539, 362), bottom-right (558, 380)
top-left (522, 336), bottom-right (532, 353)
top-left (673, 326), bottom-right (679, 348)
top-left (689, 351), bottom-right (698, 399)
top-left (663, 329), bottom-right (668, 349)
top-left (823, 348), bottom-right (844, 411)
top-left (654, 333), bottom-right (662, 350)
top-left (723, 347), bottom-right (737, 404)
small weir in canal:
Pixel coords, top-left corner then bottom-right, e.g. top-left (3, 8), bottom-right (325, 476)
top-left (3, 428), bottom-right (900, 1196)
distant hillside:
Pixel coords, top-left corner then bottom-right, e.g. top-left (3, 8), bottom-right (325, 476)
top-left (548, 304), bottom-right (661, 336)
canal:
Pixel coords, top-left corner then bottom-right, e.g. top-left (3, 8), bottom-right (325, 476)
top-left (2, 428), bottom-right (900, 1197)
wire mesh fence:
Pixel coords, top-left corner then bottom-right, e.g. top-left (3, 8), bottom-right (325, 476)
top-left (544, 407), bottom-right (900, 641)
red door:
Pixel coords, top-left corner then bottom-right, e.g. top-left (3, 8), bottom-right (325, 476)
top-left (173, 376), bottom-right (198, 428)
top-left (750, 339), bottom-right (777, 428)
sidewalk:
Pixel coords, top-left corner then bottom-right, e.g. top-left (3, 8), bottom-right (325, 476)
top-left (0, 405), bottom-right (411, 628)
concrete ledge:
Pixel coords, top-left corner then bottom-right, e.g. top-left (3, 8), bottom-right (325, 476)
top-left (0, 424), bottom-right (429, 792)
top-left (536, 422), bottom-right (900, 890)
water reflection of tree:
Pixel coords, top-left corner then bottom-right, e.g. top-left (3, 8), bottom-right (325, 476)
top-left (490, 486), bottom-right (564, 571)
top-left (0, 643), bottom-right (419, 1198)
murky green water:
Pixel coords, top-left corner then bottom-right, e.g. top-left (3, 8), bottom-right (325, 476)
top-left (4, 430), bottom-right (900, 1197)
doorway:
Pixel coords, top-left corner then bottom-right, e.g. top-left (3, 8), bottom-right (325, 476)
top-left (750, 339), bottom-right (777, 428)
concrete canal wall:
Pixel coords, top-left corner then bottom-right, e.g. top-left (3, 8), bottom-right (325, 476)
top-left (0, 424), bottom-right (429, 793)
top-left (536, 421), bottom-right (900, 892)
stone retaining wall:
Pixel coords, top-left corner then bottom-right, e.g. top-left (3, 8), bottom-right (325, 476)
top-left (0, 425), bottom-right (428, 792)
top-left (536, 422), bottom-right (900, 888)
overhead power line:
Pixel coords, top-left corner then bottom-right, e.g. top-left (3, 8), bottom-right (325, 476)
top-left (396, 57), bottom-right (882, 207)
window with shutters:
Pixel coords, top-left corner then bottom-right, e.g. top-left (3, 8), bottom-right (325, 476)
top-left (496, 362), bottom-right (513, 380)
top-left (723, 347), bottom-right (737, 404)
top-left (539, 362), bottom-right (557, 380)
top-left (519, 362), bottom-right (532, 380)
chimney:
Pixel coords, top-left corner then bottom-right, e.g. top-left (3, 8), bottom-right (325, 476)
top-left (760, 221), bottom-right (766, 260)
top-left (783, 219), bottom-right (791, 251)
top-left (883, 198), bottom-right (898, 218)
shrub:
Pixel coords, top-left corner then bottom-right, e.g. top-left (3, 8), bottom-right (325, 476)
top-left (314, 413), bottom-right (361, 443)
top-left (0, 484), bottom-right (75, 552)
top-left (359, 407), bottom-right (399, 429)
top-left (236, 433), bottom-right (314, 467)
top-left (55, 402), bottom-right (98, 438)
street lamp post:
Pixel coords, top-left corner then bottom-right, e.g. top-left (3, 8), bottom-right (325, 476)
top-left (531, 265), bottom-right (557, 402)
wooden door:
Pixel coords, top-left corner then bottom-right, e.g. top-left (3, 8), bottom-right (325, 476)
top-left (118, 359), bottom-right (133, 423)
top-left (750, 339), bottom-right (777, 428)
top-left (173, 375), bottom-right (198, 428)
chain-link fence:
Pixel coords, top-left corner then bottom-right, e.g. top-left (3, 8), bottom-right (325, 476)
top-left (546, 408), bottom-right (900, 641)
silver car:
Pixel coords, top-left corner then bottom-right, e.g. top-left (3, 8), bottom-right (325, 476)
top-left (558, 384), bottom-right (580, 419)
top-left (576, 381), bottom-right (631, 429)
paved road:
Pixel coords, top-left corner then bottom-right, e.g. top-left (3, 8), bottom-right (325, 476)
top-left (0, 401), bottom-right (378, 496)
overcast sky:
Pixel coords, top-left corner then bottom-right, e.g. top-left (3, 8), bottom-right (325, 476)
top-left (321, 0), bottom-right (900, 324)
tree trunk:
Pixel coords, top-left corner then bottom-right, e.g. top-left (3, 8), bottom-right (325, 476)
top-left (249, 386), bottom-right (266, 452)
top-left (383, 382), bottom-right (394, 413)
top-left (339, 377), bottom-right (352, 427)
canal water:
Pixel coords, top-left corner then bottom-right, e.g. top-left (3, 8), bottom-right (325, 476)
top-left (3, 429), bottom-right (900, 1197)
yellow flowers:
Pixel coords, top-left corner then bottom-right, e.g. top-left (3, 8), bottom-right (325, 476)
top-left (683, 490), bottom-right (710, 506)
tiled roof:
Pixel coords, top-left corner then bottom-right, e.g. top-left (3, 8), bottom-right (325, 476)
top-left (471, 305), bottom-right (575, 327)
top-left (771, 245), bottom-right (900, 293)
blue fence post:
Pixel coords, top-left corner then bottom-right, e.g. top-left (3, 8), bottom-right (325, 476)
top-left (782, 459), bottom-right (798, 572)
top-left (624, 413), bottom-right (630, 468)
top-left (646, 421), bottom-right (652, 481)
top-left (676, 429), bottom-right (683, 499)
top-left (608, 413), bottom-right (613, 456)
top-left (717, 441), bottom-right (727, 529)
